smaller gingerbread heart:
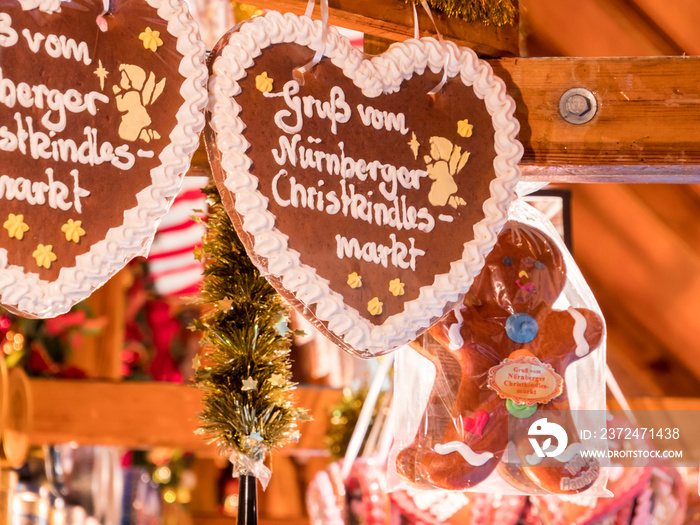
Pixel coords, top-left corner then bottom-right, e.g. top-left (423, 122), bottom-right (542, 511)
top-left (0, 0), bottom-right (207, 318)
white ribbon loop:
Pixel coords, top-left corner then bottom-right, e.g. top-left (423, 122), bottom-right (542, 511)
top-left (412, 3), bottom-right (419, 40)
top-left (96, 0), bottom-right (110, 32)
top-left (416, 0), bottom-right (449, 96)
top-left (229, 448), bottom-right (272, 490)
top-left (294, 0), bottom-right (330, 84)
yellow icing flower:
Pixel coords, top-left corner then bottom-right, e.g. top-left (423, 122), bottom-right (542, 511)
top-left (347, 272), bottom-right (362, 288)
top-left (255, 72), bottom-right (274, 93)
top-left (367, 297), bottom-right (383, 316)
top-left (389, 278), bottom-right (405, 296)
top-left (32, 244), bottom-right (57, 269)
top-left (61, 219), bottom-right (86, 243)
top-left (3, 214), bottom-right (29, 240)
top-left (457, 119), bottom-right (473, 138)
top-left (139, 27), bottom-right (163, 52)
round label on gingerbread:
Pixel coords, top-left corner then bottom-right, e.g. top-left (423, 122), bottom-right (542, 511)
top-left (487, 355), bottom-right (564, 405)
top-left (206, 12), bottom-right (522, 357)
top-left (0, 0), bottom-right (207, 318)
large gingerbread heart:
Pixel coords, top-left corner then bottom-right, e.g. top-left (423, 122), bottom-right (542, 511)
top-left (206, 12), bottom-right (522, 357)
top-left (0, 0), bottom-right (207, 317)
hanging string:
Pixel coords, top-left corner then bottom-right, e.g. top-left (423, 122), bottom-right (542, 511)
top-left (411, 3), bottom-right (419, 39)
top-left (375, 390), bottom-right (395, 463)
top-left (341, 353), bottom-right (395, 480)
top-left (361, 387), bottom-right (392, 459)
top-left (605, 364), bottom-right (637, 425)
top-left (96, 0), bottom-right (109, 32)
top-left (417, 0), bottom-right (450, 95)
top-left (294, 0), bottom-right (330, 84)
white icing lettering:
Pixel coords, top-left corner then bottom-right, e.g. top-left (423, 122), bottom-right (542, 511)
top-left (0, 113), bottom-right (134, 171)
top-left (271, 133), bottom-right (429, 201)
top-left (21, 28), bottom-right (45, 53)
top-left (71, 168), bottom-right (90, 213)
top-left (357, 104), bottom-right (409, 135)
top-left (0, 167), bottom-right (89, 212)
top-left (0, 14), bottom-right (18, 48)
top-left (335, 233), bottom-right (425, 271)
top-left (112, 144), bottom-right (135, 170)
top-left (0, 68), bottom-right (108, 133)
top-left (271, 172), bottom-right (433, 234)
top-left (272, 169), bottom-right (291, 207)
top-left (267, 80), bottom-right (351, 135)
top-left (21, 28), bottom-right (92, 65)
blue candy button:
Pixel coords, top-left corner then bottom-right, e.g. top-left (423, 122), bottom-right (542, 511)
top-left (505, 313), bottom-right (538, 343)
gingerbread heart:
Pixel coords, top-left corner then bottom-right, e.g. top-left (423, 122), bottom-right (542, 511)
top-left (0, 0), bottom-right (207, 317)
top-left (205, 12), bottom-right (522, 357)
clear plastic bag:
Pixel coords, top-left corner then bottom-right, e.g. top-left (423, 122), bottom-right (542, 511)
top-left (389, 199), bottom-right (609, 496)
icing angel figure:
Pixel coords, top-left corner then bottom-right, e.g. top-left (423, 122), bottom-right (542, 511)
top-left (113, 65), bottom-right (166, 142)
top-left (424, 137), bottom-right (469, 208)
top-left (396, 221), bottom-right (605, 494)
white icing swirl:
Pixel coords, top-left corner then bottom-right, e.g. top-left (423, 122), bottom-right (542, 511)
top-left (568, 307), bottom-right (590, 357)
top-left (0, 0), bottom-right (208, 318)
top-left (208, 12), bottom-right (522, 356)
top-left (448, 304), bottom-right (465, 350)
top-left (434, 441), bottom-right (494, 466)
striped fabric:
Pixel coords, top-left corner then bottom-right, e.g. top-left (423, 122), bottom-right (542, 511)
top-left (147, 176), bottom-right (209, 296)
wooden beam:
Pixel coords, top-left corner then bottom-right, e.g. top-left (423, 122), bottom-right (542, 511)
top-left (28, 380), bottom-right (342, 456)
top-left (491, 57), bottom-right (700, 179)
top-left (192, 57), bottom-right (700, 183)
top-left (254, 0), bottom-right (519, 57)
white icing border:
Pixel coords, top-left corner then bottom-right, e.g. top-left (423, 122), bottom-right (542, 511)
top-left (0, 0), bottom-right (208, 318)
top-left (208, 12), bottom-right (522, 356)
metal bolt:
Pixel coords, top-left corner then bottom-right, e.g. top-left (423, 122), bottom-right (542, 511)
top-left (559, 88), bottom-right (597, 125)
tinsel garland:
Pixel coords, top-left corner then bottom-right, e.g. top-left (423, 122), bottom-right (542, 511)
top-left (405, 0), bottom-right (517, 26)
top-left (326, 387), bottom-right (385, 459)
top-left (192, 183), bottom-right (309, 467)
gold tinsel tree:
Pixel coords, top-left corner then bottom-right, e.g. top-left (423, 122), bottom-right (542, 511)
top-left (192, 184), bottom-right (309, 478)
top-left (406, 0), bottom-right (517, 25)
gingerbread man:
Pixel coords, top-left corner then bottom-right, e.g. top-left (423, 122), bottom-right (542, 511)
top-left (396, 221), bottom-right (604, 493)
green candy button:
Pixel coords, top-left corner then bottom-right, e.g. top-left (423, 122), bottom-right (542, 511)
top-left (506, 399), bottom-right (537, 418)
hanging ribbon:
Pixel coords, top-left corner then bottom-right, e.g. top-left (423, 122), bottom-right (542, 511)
top-left (605, 364), bottom-right (638, 425)
top-left (293, 0), bottom-right (330, 84)
top-left (96, 0), bottom-right (109, 31)
top-left (412, 3), bottom-right (419, 39)
top-left (413, 0), bottom-right (450, 96)
top-left (341, 352), bottom-right (395, 480)
top-left (229, 448), bottom-right (272, 490)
